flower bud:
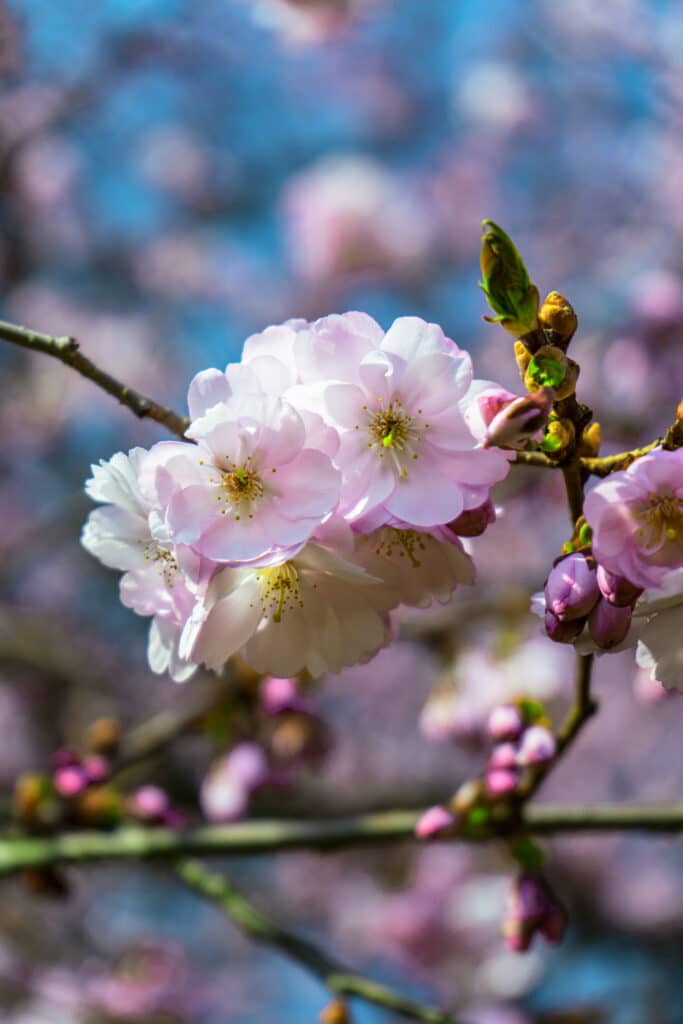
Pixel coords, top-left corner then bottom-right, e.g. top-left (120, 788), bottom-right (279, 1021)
top-left (128, 784), bottom-right (170, 822)
top-left (541, 417), bottom-right (575, 456)
top-left (448, 499), bottom-right (496, 537)
top-left (74, 786), bottom-right (124, 828)
top-left (488, 742), bottom-right (518, 770)
top-left (501, 873), bottom-right (567, 953)
top-left (588, 598), bottom-right (633, 650)
top-left (595, 565), bottom-right (643, 607)
top-left (544, 609), bottom-right (586, 644)
top-left (516, 725), bottom-right (556, 766)
top-left (13, 774), bottom-right (60, 827)
top-left (84, 716), bottom-right (121, 756)
top-left (538, 291), bottom-right (577, 347)
top-left (450, 779), bottom-right (486, 816)
top-left (54, 765), bottom-right (88, 798)
top-left (524, 345), bottom-right (579, 400)
top-left (483, 389), bottom-right (554, 450)
top-left (579, 421), bottom-right (601, 458)
top-left (261, 676), bottom-right (303, 715)
top-left (487, 705), bottom-right (524, 741)
top-left (479, 220), bottom-right (540, 336)
top-left (545, 553), bottom-right (600, 621)
top-left (320, 999), bottom-right (352, 1024)
top-left (415, 805), bottom-right (458, 838)
top-left (82, 755), bottom-right (110, 783)
top-left (486, 767), bottom-right (519, 796)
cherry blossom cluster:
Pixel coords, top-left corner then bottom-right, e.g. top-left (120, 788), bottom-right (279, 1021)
top-left (485, 703), bottom-right (556, 796)
top-left (82, 313), bottom-right (510, 681)
top-left (542, 447), bottom-right (683, 690)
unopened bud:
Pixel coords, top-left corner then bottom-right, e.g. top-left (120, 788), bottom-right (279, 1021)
top-left (82, 755), bottom-right (110, 783)
top-left (127, 784), bottom-right (170, 822)
top-left (487, 704), bottom-right (524, 741)
top-left (579, 421), bottom-right (602, 458)
top-left (524, 345), bottom-right (579, 400)
top-left (13, 774), bottom-right (60, 827)
top-left (84, 717), bottom-right (121, 756)
top-left (541, 417), bottom-right (575, 456)
top-left (538, 291), bottom-right (578, 347)
top-left (595, 565), bottom-right (643, 608)
top-left (450, 779), bottom-right (486, 816)
top-left (544, 609), bottom-right (586, 644)
top-left (449, 498), bottom-right (496, 537)
top-left (545, 553), bottom-right (600, 621)
top-left (516, 725), bottom-right (556, 766)
top-left (588, 598), bottom-right (633, 650)
top-left (320, 999), bottom-right (352, 1024)
top-left (54, 765), bottom-right (89, 798)
top-left (480, 220), bottom-right (539, 336)
top-left (485, 390), bottom-right (554, 450)
top-left (502, 873), bottom-right (567, 954)
top-left (74, 786), bottom-right (124, 828)
top-left (486, 767), bottom-right (519, 796)
top-left (415, 805), bottom-right (458, 838)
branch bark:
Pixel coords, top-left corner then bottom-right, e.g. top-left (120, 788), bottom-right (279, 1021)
top-left (0, 319), bottom-right (189, 439)
top-left (1, 803), bottom-right (682, 877)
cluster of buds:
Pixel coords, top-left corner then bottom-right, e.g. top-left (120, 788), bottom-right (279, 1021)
top-left (479, 221), bottom-right (583, 462)
top-left (485, 702), bottom-right (556, 796)
top-left (544, 550), bottom-right (641, 650)
top-left (501, 872), bottom-right (567, 952)
top-left (259, 675), bottom-right (331, 769)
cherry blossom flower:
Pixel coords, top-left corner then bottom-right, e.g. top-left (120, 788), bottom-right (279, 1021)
top-left (303, 315), bottom-right (509, 529)
top-left (81, 449), bottom-right (201, 682)
top-left (181, 519), bottom-right (393, 677)
top-left (139, 376), bottom-right (340, 564)
top-left (584, 447), bottom-right (683, 590)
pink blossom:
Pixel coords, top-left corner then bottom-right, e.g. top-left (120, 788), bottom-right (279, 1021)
top-left (584, 447), bottom-right (683, 590)
top-left (142, 372), bottom-right (340, 564)
top-left (415, 805), bottom-right (457, 838)
top-left (182, 519), bottom-right (394, 677)
top-left (200, 743), bottom-right (270, 822)
top-left (304, 315), bottom-right (509, 528)
top-left (81, 450), bottom-right (201, 682)
top-left (466, 384), bottom-right (553, 450)
top-left (544, 553), bottom-right (600, 621)
top-left (516, 725), bottom-right (556, 766)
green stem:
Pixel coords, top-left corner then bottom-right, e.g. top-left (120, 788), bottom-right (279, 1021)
top-left (176, 859), bottom-right (454, 1024)
top-left (1, 803), bottom-right (683, 877)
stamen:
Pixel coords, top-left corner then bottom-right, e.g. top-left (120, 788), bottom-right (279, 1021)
top-left (256, 563), bottom-right (303, 622)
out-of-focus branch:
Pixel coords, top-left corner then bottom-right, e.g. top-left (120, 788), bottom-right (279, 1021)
top-left (176, 859), bottom-right (455, 1024)
top-left (0, 319), bottom-right (189, 438)
top-left (0, 803), bottom-right (682, 877)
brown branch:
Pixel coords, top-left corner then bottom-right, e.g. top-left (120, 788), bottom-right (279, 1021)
top-left (0, 319), bottom-right (189, 438)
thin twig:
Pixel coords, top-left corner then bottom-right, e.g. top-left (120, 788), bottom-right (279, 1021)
top-left (1, 803), bottom-right (682, 877)
top-left (176, 859), bottom-right (454, 1024)
top-left (0, 319), bottom-right (189, 438)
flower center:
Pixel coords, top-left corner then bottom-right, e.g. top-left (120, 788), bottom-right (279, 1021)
top-left (142, 542), bottom-right (179, 587)
top-left (368, 527), bottom-right (427, 569)
top-left (363, 398), bottom-right (427, 479)
top-left (208, 456), bottom-right (266, 520)
top-left (636, 491), bottom-right (683, 548)
top-left (256, 562), bottom-right (303, 623)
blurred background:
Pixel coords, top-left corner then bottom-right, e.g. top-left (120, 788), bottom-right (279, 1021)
top-left (0, 1), bottom-right (682, 1021)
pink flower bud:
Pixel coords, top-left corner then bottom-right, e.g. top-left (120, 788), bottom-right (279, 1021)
top-left (415, 805), bottom-right (457, 838)
top-left (448, 499), bottom-right (496, 537)
top-left (487, 704), bottom-right (524, 741)
top-left (482, 389), bottom-right (554, 450)
top-left (54, 765), bottom-right (88, 798)
top-left (539, 903), bottom-right (568, 944)
top-left (488, 741), bottom-right (518, 770)
top-left (82, 755), bottom-right (110, 783)
top-left (486, 767), bottom-right (519, 795)
top-left (544, 609), bottom-right (586, 644)
top-left (200, 743), bottom-right (270, 823)
top-left (128, 785), bottom-right (170, 821)
top-left (516, 725), bottom-right (556, 766)
top-left (545, 553), bottom-right (599, 621)
top-left (595, 564), bottom-right (643, 607)
top-left (52, 749), bottom-right (80, 770)
top-left (261, 676), bottom-right (304, 715)
top-left (588, 598), bottom-right (633, 650)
